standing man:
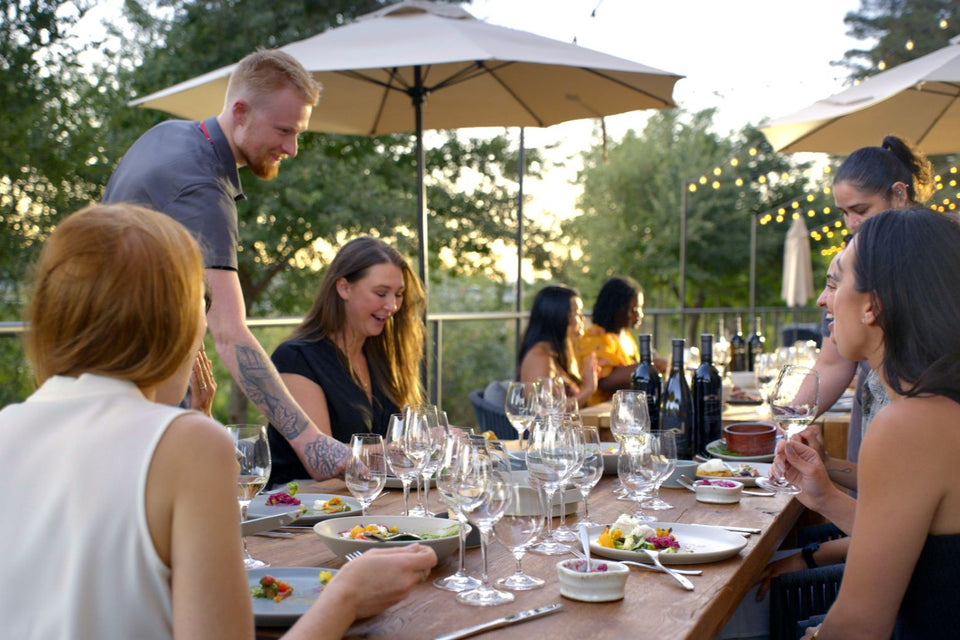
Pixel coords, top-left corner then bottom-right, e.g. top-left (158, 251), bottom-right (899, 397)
top-left (103, 49), bottom-right (349, 479)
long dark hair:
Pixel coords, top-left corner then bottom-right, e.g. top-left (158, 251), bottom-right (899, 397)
top-left (853, 208), bottom-right (960, 404)
top-left (518, 285), bottom-right (580, 383)
top-left (834, 135), bottom-right (934, 204)
top-left (592, 276), bottom-right (641, 333)
top-left (291, 236), bottom-right (425, 408)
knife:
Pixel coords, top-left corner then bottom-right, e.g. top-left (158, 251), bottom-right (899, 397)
top-left (433, 603), bottom-right (563, 640)
top-left (240, 510), bottom-right (301, 537)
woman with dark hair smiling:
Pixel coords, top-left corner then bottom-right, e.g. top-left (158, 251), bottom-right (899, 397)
top-left (575, 276), bottom-right (662, 406)
top-left (781, 208), bottom-right (960, 639)
top-left (517, 285), bottom-right (599, 408)
top-left (268, 236), bottom-right (425, 486)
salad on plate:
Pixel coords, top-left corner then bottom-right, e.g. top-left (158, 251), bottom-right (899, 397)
top-left (596, 514), bottom-right (687, 553)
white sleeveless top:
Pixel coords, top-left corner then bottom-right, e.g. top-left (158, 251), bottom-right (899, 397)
top-left (0, 374), bottom-right (190, 639)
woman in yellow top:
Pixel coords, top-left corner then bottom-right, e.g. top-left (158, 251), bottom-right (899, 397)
top-left (576, 276), bottom-right (661, 407)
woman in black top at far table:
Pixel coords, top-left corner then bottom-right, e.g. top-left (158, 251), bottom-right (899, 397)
top-left (268, 236), bottom-right (425, 486)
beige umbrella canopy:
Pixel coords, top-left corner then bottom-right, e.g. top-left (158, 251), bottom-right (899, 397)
top-left (781, 216), bottom-right (814, 308)
top-left (760, 34), bottom-right (960, 155)
top-left (129, 0), bottom-right (683, 284)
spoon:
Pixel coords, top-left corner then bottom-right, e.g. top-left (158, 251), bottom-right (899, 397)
top-left (566, 545), bottom-right (702, 575)
top-left (578, 523), bottom-right (592, 571)
top-left (643, 548), bottom-right (695, 591)
top-left (678, 474), bottom-right (775, 497)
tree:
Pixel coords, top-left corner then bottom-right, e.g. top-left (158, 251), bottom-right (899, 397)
top-left (565, 108), bottom-right (827, 344)
top-left (839, 0), bottom-right (958, 80)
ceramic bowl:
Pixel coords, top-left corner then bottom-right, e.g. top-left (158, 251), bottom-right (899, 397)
top-left (729, 371), bottom-right (757, 390)
top-left (313, 515), bottom-right (466, 560)
top-left (556, 558), bottom-right (629, 602)
top-left (694, 478), bottom-right (744, 504)
top-left (661, 460), bottom-right (699, 488)
top-left (723, 422), bottom-right (776, 456)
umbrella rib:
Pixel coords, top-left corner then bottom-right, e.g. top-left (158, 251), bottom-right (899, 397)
top-left (476, 61), bottom-right (546, 127)
top-left (916, 90), bottom-right (960, 149)
top-left (582, 68), bottom-right (675, 107)
top-left (337, 68), bottom-right (413, 136)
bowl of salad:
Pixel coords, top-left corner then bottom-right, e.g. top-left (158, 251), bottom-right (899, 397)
top-left (313, 515), bottom-right (467, 560)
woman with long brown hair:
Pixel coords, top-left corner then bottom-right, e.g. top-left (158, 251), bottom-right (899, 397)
top-left (268, 236), bottom-right (426, 485)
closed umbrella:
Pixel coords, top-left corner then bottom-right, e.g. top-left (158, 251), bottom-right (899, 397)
top-left (129, 0), bottom-right (683, 284)
top-left (781, 216), bottom-right (814, 308)
top-left (760, 34), bottom-right (960, 155)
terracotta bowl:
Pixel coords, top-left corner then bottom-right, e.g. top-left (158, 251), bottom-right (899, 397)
top-left (723, 422), bottom-right (776, 456)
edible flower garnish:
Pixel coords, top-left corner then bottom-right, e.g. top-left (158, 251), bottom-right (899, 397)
top-left (596, 515), bottom-right (682, 552)
top-left (313, 495), bottom-right (351, 514)
top-left (250, 575), bottom-right (293, 602)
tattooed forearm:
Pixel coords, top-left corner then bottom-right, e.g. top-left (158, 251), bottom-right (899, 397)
top-left (305, 437), bottom-right (351, 479)
top-left (235, 344), bottom-right (308, 440)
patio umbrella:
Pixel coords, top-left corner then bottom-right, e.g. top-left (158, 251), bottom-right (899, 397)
top-left (760, 34), bottom-right (960, 155)
top-left (129, 0), bottom-right (682, 284)
top-left (780, 216), bottom-right (814, 308)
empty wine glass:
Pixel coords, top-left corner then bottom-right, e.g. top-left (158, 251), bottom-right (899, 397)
top-left (644, 430), bottom-right (677, 511)
top-left (757, 365), bottom-right (820, 495)
top-left (525, 414), bottom-right (578, 556)
top-left (537, 376), bottom-right (566, 416)
top-left (617, 435), bottom-right (658, 523)
top-left (504, 381), bottom-right (540, 447)
top-left (457, 440), bottom-right (513, 606)
top-left (226, 424), bottom-right (271, 569)
top-left (415, 404), bottom-right (445, 517)
top-left (569, 425), bottom-right (603, 527)
top-left (385, 411), bottom-right (429, 515)
top-left (344, 433), bottom-right (386, 516)
top-left (552, 411), bottom-right (585, 543)
top-left (433, 433), bottom-right (481, 592)
top-left (609, 390), bottom-right (650, 499)
top-left (494, 478), bottom-right (545, 590)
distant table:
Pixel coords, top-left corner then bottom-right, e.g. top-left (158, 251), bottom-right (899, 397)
top-left (251, 475), bottom-right (803, 640)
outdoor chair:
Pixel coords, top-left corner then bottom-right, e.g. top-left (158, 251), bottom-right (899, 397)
top-left (781, 323), bottom-right (823, 349)
top-left (468, 387), bottom-right (515, 440)
top-left (769, 523), bottom-right (846, 640)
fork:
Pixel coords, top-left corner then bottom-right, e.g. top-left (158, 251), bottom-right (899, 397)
top-left (345, 550), bottom-right (363, 562)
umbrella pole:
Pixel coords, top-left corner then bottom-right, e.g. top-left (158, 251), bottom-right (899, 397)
top-left (413, 65), bottom-right (428, 289)
top-left (515, 128), bottom-right (525, 360)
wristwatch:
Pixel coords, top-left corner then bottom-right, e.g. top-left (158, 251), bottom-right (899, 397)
top-left (802, 542), bottom-right (820, 568)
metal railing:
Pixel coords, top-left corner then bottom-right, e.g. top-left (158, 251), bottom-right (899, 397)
top-left (0, 305), bottom-right (822, 419)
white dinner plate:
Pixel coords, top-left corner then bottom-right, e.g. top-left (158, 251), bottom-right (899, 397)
top-left (248, 567), bottom-right (337, 626)
top-left (247, 493), bottom-right (362, 525)
top-left (589, 522), bottom-right (748, 565)
top-left (705, 439), bottom-right (775, 463)
top-left (696, 462), bottom-right (773, 487)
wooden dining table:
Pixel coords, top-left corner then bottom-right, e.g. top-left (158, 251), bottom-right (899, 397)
top-left (249, 472), bottom-right (804, 640)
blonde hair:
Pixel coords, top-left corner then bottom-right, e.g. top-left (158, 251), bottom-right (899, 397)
top-left (225, 48), bottom-right (321, 108)
top-left (25, 203), bottom-right (205, 389)
top-left (291, 236), bottom-right (425, 408)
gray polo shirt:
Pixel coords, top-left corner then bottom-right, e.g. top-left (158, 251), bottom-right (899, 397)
top-left (102, 117), bottom-right (244, 269)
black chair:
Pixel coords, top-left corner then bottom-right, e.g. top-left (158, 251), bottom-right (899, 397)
top-left (781, 323), bottom-right (823, 349)
top-left (769, 523), bottom-right (846, 640)
top-left (468, 388), bottom-right (516, 440)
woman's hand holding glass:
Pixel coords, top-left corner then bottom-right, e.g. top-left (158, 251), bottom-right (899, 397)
top-left (226, 424), bottom-right (271, 569)
top-left (758, 364), bottom-right (820, 495)
top-left (344, 433), bottom-right (387, 516)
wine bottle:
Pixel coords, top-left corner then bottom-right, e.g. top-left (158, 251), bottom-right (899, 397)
top-left (630, 334), bottom-right (661, 431)
top-left (692, 333), bottom-right (723, 457)
top-left (747, 315), bottom-right (766, 372)
top-left (730, 315), bottom-right (747, 372)
top-left (714, 318), bottom-right (731, 374)
top-left (661, 338), bottom-right (693, 459)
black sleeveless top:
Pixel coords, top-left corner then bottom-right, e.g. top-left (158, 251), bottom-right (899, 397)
top-left (267, 337), bottom-right (397, 485)
top-left (892, 533), bottom-right (960, 639)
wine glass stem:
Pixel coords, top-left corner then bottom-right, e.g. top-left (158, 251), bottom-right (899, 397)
top-left (558, 490), bottom-right (568, 529)
top-left (543, 486), bottom-right (557, 538)
top-left (581, 491), bottom-right (591, 520)
top-left (478, 528), bottom-right (492, 586)
top-left (402, 479), bottom-right (411, 516)
top-left (456, 512), bottom-right (468, 574)
top-left (422, 475), bottom-right (431, 515)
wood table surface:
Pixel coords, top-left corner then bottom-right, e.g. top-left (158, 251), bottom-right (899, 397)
top-left (250, 474), bottom-right (803, 640)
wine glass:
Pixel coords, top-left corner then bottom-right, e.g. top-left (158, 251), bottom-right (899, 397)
top-left (552, 411), bottom-right (585, 543)
top-left (226, 424), bottom-right (271, 569)
top-left (504, 381), bottom-right (540, 447)
top-left (757, 365), bottom-right (820, 495)
top-left (433, 433), bottom-right (481, 592)
top-left (525, 414), bottom-right (578, 555)
top-left (617, 434), bottom-right (658, 522)
top-left (414, 404), bottom-right (445, 517)
top-left (537, 376), bottom-right (566, 416)
top-left (343, 433), bottom-right (386, 516)
top-left (644, 430), bottom-right (677, 511)
top-left (609, 390), bottom-right (650, 498)
top-left (494, 478), bottom-right (545, 590)
top-left (457, 440), bottom-right (514, 606)
top-left (569, 425), bottom-right (603, 527)
top-left (385, 411), bottom-right (429, 515)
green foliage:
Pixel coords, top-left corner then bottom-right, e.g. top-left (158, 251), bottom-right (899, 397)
top-left (839, 0), bottom-right (958, 80)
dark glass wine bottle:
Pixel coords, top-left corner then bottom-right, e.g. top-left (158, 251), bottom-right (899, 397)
top-left (730, 315), bottom-right (747, 372)
top-left (747, 315), bottom-right (766, 372)
top-left (692, 333), bottom-right (723, 458)
top-left (630, 334), bottom-right (661, 431)
top-left (661, 338), bottom-right (693, 459)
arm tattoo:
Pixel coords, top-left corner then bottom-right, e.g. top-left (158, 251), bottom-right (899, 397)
top-left (235, 344), bottom-right (308, 440)
top-left (235, 344), bottom-right (349, 479)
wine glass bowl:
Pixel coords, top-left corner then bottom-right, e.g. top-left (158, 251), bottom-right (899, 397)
top-left (504, 381), bottom-right (540, 445)
top-left (385, 412), bottom-right (430, 516)
top-left (226, 424), bottom-right (271, 569)
top-left (756, 364), bottom-right (820, 495)
top-left (344, 433), bottom-right (387, 516)
top-left (493, 481), bottom-right (545, 591)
